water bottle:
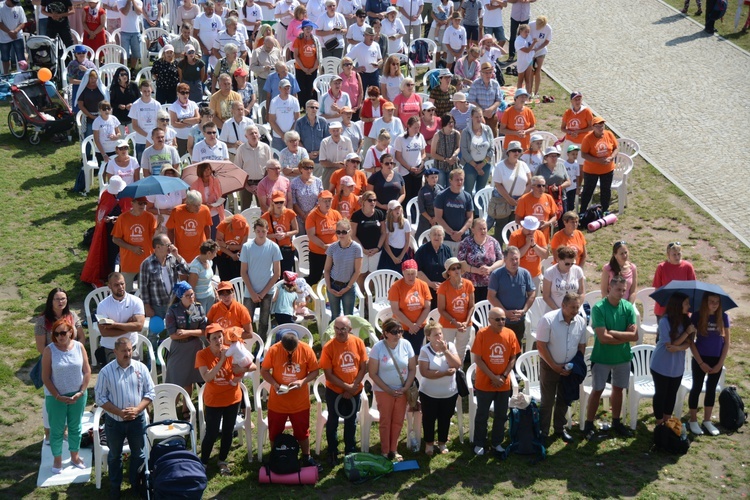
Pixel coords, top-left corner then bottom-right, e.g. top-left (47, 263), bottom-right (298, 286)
top-left (565, 362), bottom-right (574, 371)
top-left (680, 423), bottom-right (687, 440)
top-left (409, 431), bottom-right (418, 452)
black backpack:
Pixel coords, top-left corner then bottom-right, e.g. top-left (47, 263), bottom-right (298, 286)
top-left (267, 433), bottom-right (300, 475)
top-left (711, 0), bottom-right (728, 20)
top-left (653, 423), bottom-right (689, 454)
top-left (409, 40), bottom-right (431, 65)
top-left (579, 204), bottom-right (603, 230)
top-left (719, 387), bottom-right (746, 431)
top-left (503, 400), bottom-right (546, 462)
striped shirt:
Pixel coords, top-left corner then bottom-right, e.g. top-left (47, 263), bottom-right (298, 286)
top-left (95, 359), bottom-right (155, 421)
top-left (325, 240), bottom-right (363, 283)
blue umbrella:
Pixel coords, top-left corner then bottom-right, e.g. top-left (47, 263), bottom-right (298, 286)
top-left (649, 280), bottom-right (737, 312)
top-left (116, 175), bottom-right (190, 199)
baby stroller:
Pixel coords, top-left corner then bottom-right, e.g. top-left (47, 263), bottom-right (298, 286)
top-left (6, 78), bottom-right (74, 144)
top-left (140, 420), bottom-right (207, 500)
top-left (26, 35), bottom-right (62, 84)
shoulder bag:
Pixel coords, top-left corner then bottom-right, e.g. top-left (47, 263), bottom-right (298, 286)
top-left (488, 162), bottom-right (521, 220)
top-left (383, 341), bottom-right (419, 409)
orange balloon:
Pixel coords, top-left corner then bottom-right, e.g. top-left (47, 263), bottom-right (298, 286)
top-left (37, 67), bottom-right (52, 83)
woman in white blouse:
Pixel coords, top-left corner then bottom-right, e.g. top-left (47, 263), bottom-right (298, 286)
top-left (542, 246), bottom-right (585, 311)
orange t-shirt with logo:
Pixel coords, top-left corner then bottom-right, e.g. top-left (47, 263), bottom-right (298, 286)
top-left (501, 106), bottom-right (536, 151)
top-left (261, 341), bottom-right (319, 413)
top-left (305, 207), bottom-right (343, 254)
top-left (166, 204), bottom-right (213, 262)
top-left (111, 210), bottom-right (158, 273)
top-left (437, 278), bottom-right (475, 327)
top-left (262, 208), bottom-right (297, 247)
top-left (561, 107), bottom-right (594, 144)
top-left (550, 229), bottom-right (587, 265)
top-left (216, 215), bottom-right (249, 256)
top-left (319, 335), bottom-right (368, 393)
top-left (514, 192), bottom-right (557, 244)
top-left (471, 325), bottom-right (521, 392)
top-left (207, 300), bottom-right (252, 330)
top-left (293, 37), bottom-right (317, 70)
top-left (580, 130), bottom-right (618, 175)
top-left (332, 193), bottom-right (361, 220)
top-left (509, 228), bottom-right (547, 278)
top-left (388, 278), bottom-right (432, 330)
top-left (195, 347), bottom-right (242, 407)
top-left (330, 169), bottom-right (368, 195)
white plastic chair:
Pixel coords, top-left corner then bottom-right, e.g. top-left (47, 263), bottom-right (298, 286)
top-left (266, 323), bottom-right (314, 353)
top-left (243, 332), bottom-right (265, 393)
top-left (70, 29), bottom-right (82, 44)
top-left (363, 269), bottom-right (402, 321)
top-left (320, 56), bottom-right (342, 75)
top-left (674, 350), bottom-right (726, 419)
top-left (474, 187), bottom-right (492, 221)
top-left (228, 276), bottom-right (262, 329)
top-left (84, 286), bottom-right (111, 367)
top-left (405, 197), bottom-right (419, 228)
top-left (98, 63), bottom-right (129, 88)
top-left (255, 381), bottom-right (299, 460)
top-left (533, 131), bottom-right (560, 151)
top-left (617, 137), bottom-right (640, 159)
top-left (95, 44), bottom-right (128, 66)
top-left (628, 344), bottom-right (655, 429)
top-left (312, 279), bottom-right (365, 333)
top-left (492, 136), bottom-right (505, 162)
top-left (515, 350), bottom-right (572, 428)
top-left (146, 383), bottom-right (197, 443)
top-left (417, 229), bottom-right (430, 247)
top-left (292, 235), bottom-right (310, 277)
top-left (578, 345), bottom-right (627, 430)
top-left (197, 383), bottom-right (254, 462)
top-left (313, 74), bottom-right (335, 97)
top-left (135, 334), bottom-right (158, 385)
top-left (635, 287), bottom-right (658, 344)
top-left (80, 135), bottom-right (102, 195)
top-left (466, 364), bottom-right (518, 443)
top-left (93, 407), bottom-right (149, 488)
top-left (156, 337), bottom-right (172, 383)
top-left (373, 306), bottom-right (393, 338)
top-left (62, 45), bottom-right (95, 73)
top-left (313, 373), bottom-right (364, 455)
top-left (256, 122), bottom-right (272, 145)
top-left (523, 297), bottom-right (548, 352)
top-left (421, 68), bottom-right (440, 91)
top-left (410, 38), bottom-right (437, 73)
top-left (359, 374), bottom-right (380, 453)
top-left (135, 66), bottom-right (153, 85)
top-left (142, 27), bottom-right (171, 67)
top-left (470, 300), bottom-right (492, 331)
top-left (240, 206), bottom-right (262, 228)
top-left (501, 221), bottom-right (521, 246)
top-left (110, 28), bottom-right (122, 45)
top-left (611, 153), bottom-right (634, 213)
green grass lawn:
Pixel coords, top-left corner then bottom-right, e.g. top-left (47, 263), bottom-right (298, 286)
top-left (1, 66), bottom-right (749, 498)
top-left (660, 0), bottom-right (750, 51)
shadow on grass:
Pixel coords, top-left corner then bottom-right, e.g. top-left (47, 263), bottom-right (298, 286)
top-left (14, 355), bottom-right (38, 388)
top-left (0, 442), bottom-right (48, 498)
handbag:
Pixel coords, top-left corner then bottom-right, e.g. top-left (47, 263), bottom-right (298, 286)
top-left (30, 356), bottom-right (43, 389)
top-left (455, 368), bottom-right (469, 398)
top-left (384, 342), bottom-right (419, 409)
top-left (488, 162), bottom-right (521, 220)
top-left (324, 37), bottom-right (340, 51)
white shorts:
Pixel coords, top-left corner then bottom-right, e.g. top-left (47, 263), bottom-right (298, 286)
top-left (360, 251), bottom-right (382, 273)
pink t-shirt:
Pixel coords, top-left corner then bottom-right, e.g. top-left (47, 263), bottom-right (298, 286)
top-left (258, 176), bottom-right (291, 207)
top-left (340, 71), bottom-right (361, 109)
top-left (393, 93), bottom-right (422, 127)
top-left (420, 116), bottom-right (441, 154)
top-left (603, 262), bottom-right (637, 301)
top-left (652, 260), bottom-right (696, 315)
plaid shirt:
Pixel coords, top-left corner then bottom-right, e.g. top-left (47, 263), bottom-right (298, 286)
top-left (138, 253), bottom-right (190, 308)
top-left (467, 77), bottom-right (506, 110)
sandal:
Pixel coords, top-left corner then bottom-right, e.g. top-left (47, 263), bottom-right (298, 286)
top-left (437, 444), bottom-right (449, 454)
top-left (392, 453), bottom-right (404, 462)
top-left (425, 444), bottom-right (434, 456)
top-left (218, 461), bottom-right (231, 476)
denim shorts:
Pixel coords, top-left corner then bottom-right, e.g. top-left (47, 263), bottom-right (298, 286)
top-left (121, 31), bottom-right (142, 59)
top-left (484, 25), bottom-right (506, 42)
top-left (0, 39), bottom-right (25, 63)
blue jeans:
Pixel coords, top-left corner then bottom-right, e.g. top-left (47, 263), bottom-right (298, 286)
top-left (135, 143), bottom-right (146, 165)
top-left (327, 281), bottom-right (357, 319)
top-left (462, 162), bottom-right (492, 196)
top-left (0, 39), bottom-right (25, 63)
top-left (121, 32), bottom-right (142, 61)
top-left (104, 413), bottom-right (146, 494)
top-left (244, 294), bottom-right (273, 342)
top-left (484, 25), bottom-right (506, 42)
top-left (473, 388), bottom-right (511, 448)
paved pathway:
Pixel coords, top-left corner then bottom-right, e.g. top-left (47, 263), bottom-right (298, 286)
top-left (533, 0), bottom-right (750, 247)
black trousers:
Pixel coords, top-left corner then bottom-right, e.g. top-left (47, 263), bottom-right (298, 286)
top-left (325, 387), bottom-right (362, 454)
top-left (201, 402), bottom-right (240, 463)
top-left (214, 253), bottom-right (242, 281)
top-left (689, 355), bottom-right (722, 408)
top-left (308, 251), bottom-right (327, 286)
top-left (651, 369), bottom-right (682, 420)
top-left (296, 70), bottom-right (318, 109)
top-left (47, 21), bottom-right (74, 53)
top-left (420, 391), bottom-right (458, 443)
top-left (579, 171), bottom-right (614, 213)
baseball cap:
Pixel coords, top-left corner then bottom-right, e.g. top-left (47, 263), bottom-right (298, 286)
top-left (279, 78), bottom-right (291, 88)
top-left (340, 175), bottom-right (355, 187)
top-left (345, 152), bottom-right (360, 161)
top-left (318, 190), bottom-right (333, 199)
top-left (567, 145), bottom-right (581, 152)
top-left (328, 121), bottom-right (343, 129)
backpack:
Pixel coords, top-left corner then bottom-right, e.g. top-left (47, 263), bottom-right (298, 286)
top-left (148, 35), bottom-right (171, 54)
top-left (409, 40), bottom-right (431, 65)
top-left (653, 423), bottom-right (690, 454)
top-left (579, 204), bottom-right (603, 230)
top-left (343, 453), bottom-right (394, 483)
top-left (503, 400), bottom-right (546, 462)
top-left (267, 433), bottom-right (300, 475)
top-left (711, 0), bottom-right (728, 20)
top-left (719, 386), bottom-right (746, 431)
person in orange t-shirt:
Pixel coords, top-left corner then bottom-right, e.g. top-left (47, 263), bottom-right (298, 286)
top-left (207, 281), bottom-right (254, 338)
top-left (508, 216), bottom-right (549, 288)
top-left (498, 89), bottom-right (537, 151)
top-left (331, 178), bottom-right (361, 220)
top-left (514, 175), bottom-right (558, 244)
top-left (111, 197), bottom-right (158, 292)
top-left (470, 306), bottom-right (520, 455)
top-left (260, 331), bottom-right (320, 466)
top-left (319, 316), bottom-right (368, 461)
top-left (262, 191), bottom-right (300, 273)
top-left (579, 117), bottom-right (619, 214)
top-left (437, 257), bottom-right (476, 360)
top-left (330, 155), bottom-right (368, 195)
top-left (560, 91), bottom-right (594, 145)
top-left (195, 324), bottom-right (256, 471)
top-left (305, 190), bottom-right (343, 285)
top-left (215, 214), bottom-right (250, 282)
top-left (550, 211), bottom-right (587, 265)
top-left (388, 259), bottom-right (432, 354)
top-left (166, 190), bottom-right (213, 262)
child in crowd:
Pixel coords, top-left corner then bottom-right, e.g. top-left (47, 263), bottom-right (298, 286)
top-left (563, 145), bottom-right (581, 213)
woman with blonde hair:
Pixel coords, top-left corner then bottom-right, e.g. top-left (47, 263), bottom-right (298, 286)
top-left (378, 199), bottom-right (412, 272)
top-left (363, 129), bottom-right (393, 175)
top-left (380, 54), bottom-right (405, 102)
top-left (528, 16), bottom-right (552, 99)
top-left (514, 23), bottom-right (538, 92)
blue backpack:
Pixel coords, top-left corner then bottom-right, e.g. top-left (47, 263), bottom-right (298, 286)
top-left (410, 40), bottom-right (431, 65)
top-left (711, 0), bottom-right (728, 20)
top-left (503, 400), bottom-right (546, 462)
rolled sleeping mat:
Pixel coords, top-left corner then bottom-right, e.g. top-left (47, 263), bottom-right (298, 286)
top-left (258, 465), bottom-right (319, 485)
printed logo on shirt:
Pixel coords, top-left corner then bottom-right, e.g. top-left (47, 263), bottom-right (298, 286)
top-left (531, 202), bottom-right (550, 221)
top-left (319, 219), bottom-right (336, 235)
top-left (568, 118), bottom-right (582, 130)
top-left (488, 342), bottom-right (507, 364)
top-left (282, 361), bottom-right (301, 382)
top-left (338, 350), bottom-right (357, 373)
top-left (406, 290), bottom-right (422, 311)
top-left (338, 201), bottom-right (352, 218)
top-left (513, 115), bottom-right (526, 130)
top-left (181, 217), bottom-right (199, 237)
top-left (129, 224), bottom-right (146, 243)
top-left (451, 293), bottom-right (468, 315)
top-left (595, 140), bottom-right (609, 157)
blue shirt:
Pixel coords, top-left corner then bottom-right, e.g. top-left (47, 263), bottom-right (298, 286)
top-left (294, 115), bottom-right (329, 154)
top-left (651, 317), bottom-right (688, 378)
top-left (434, 188), bottom-right (473, 232)
top-left (414, 241), bottom-right (452, 283)
top-left (488, 266), bottom-right (534, 324)
top-left (239, 238), bottom-right (283, 294)
top-left (95, 359), bottom-right (156, 421)
top-left (264, 72), bottom-right (301, 101)
top-left (366, 0), bottom-right (390, 22)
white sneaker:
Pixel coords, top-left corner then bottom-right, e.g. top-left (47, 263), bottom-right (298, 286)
top-left (494, 444), bottom-right (505, 453)
top-left (703, 420), bottom-right (720, 436)
top-left (688, 421), bottom-right (703, 435)
top-left (474, 446), bottom-right (485, 456)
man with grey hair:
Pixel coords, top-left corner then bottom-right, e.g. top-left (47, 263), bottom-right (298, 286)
top-left (95, 336), bottom-right (154, 498)
top-left (268, 79), bottom-right (301, 151)
top-left (414, 224), bottom-right (452, 305)
top-left (264, 60), bottom-right (300, 102)
top-left (487, 245), bottom-right (535, 346)
top-left (318, 121), bottom-right (353, 189)
top-left (212, 19), bottom-right (248, 60)
top-left (294, 99), bottom-right (329, 167)
top-left (219, 100), bottom-right (254, 162)
top-left (236, 124), bottom-right (273, 209)
top-left (536, 291), bottom-right (587, 444)
top-left (166, 189), bottom-right (213, 262)
top-left (250, 36), bottom-right (283, 108)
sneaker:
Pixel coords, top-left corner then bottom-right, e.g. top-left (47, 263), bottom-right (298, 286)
top-left (695, 9), bottom-right (702, 15)
top-left (703, 420), bottom-right (720, 436)
top-left (612, 422), bottom-right (634, 438)
top-left (689, 421), bottom-right (704, 435)
top-left (494, 444), bottom-right (505, 453)
top-left (584, 425), bottom-right (597, 441)
top-left (473, 446), bottom-right (485, 456)
top-left (425, 444), bottom-right (434, 456)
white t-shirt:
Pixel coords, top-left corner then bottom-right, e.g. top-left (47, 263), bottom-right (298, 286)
top-left (0, 5), bottom-right (26, 44)
top-left (106, 156), bottom-right (140, 185)
top-left (96, 293), bottom-right (145, 349)
top-left (443, 25), bottom-right (466, 51)
top-left (479, 47), bottom-right (504, 68)
top-left (192, 139), bottom-right (230, 161)
top-left (320, 91), bottom-right (352, 123)
top-left (492, 160), bottom-right (530, 198)
top-left (382, 17), bottom-right (406, 54)
top-left (481, 0), bottom-right (503, 28)
top-left (92, 115), bottom-right (122, 153)
top-left (380, 74), bottom-right (403, 102)
top-left (306, 0), bottom-right (325, 20)
top-left (168, 100), bottom-right (200, 140)
top-left (239, 2), bottom-right (263, 32)
top-left (117, 0), bottom-right (143, 32)
top-left (515, 34), bottom-right (534, 67)
top-left (563, 160), bottom-right (580, 192)
top-left (369, 339), bottom-right (414, 391)
top-left (346, 40), bottom-right (381, 73)
top-left (219, 116), bottom-right (255, 152)
top-left (386, 218), bottom-right (411, 248)
top-left (213, 29), bottom-right (249, 58)
top-left (529, 20), bottom-right (552, 56)
top-left (346, 22), bottom-right (368, 43)
top-left (397, 0), bottom-right (424, 26)
top-left (418, 342), bottom-right (458, 398)
top-left (275, 0), bottom-right (298, 24)
top-left (316, 11), bottom-right (347, 47)
top-left (128, 98), bottom-right (162, 144)
top-left (543, 264), bottom-right (585, 308)
top-left (431, 1), bottom-right (453, 32)
top-left (394, 133), bottom-right (426, 176)
top-left (103, 0), bottom-right (120, 21)
top-left (521, 151), bottom-right (543, 174)
top-left (193, 12), bottom-right (224, 49)
top-left (268, 94), bottom-right (301, 138)
top-left (362, 145), bottom-right (391, 172)
top-left (367, 116), bottom-right (404, 140)
top-left (336, 0), bottom-right (361, 17)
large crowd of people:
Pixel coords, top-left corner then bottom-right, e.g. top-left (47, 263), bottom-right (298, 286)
top-left (16, 0), bottom-right (734, 495)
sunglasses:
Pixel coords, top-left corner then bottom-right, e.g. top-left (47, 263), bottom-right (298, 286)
top-left (449, 265), bottom-right (461, 271)
top-left (490, 317), bottom-right (506, 322)
top-left (562, 262), bottom-right (574, 267)
top-left (300, 166), bottom-right (314, 170)
top-left (116, 146), bottom-right (129, 150)
top-left (179, 91), bottom-right (190, 95)
top-left (366, 198), bottom-right (377, 203)
top-left (508, 149), bottom-right (522, 154)
top-left (335, 229), bottom-right (350, 235)
top-left (667, 242), bottom-right (681, 249)
top-left (343, 63), bottom-right (353, 67)
top-left (53, 330), bottom-right (70, 337)
top-left (205, 131), bottom-right (217, 135)
top-left (533, 184), bottom-right (546, 188)
top-left (218, 290), bottom-right (233, 296)
top-left (405, 83), bottom-right (415, 87)
top-left (100, 106), bottom-right (112, 111)
top-left (387, 328), bottom-right (403, 335)
top-left (424, 109), bottom-right (434, 113)
top-left (159, 118), bottom-right (169, 122)
top-left (187, 50), bottom-right (196, 54)
top-left (382, 161), bottom-right (395, 165)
